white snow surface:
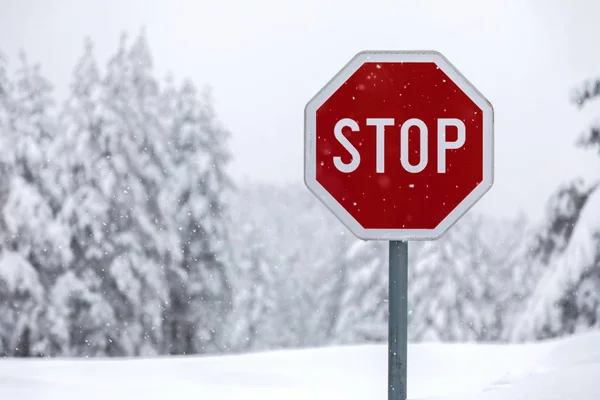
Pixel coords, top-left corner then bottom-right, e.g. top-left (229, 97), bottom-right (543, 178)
top-left (1, 332), bottom-right (600, 399)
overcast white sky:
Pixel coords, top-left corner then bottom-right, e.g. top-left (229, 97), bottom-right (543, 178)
top-left (0, 0), bottom-right (599, 222)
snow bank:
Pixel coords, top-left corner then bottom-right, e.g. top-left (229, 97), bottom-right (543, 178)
top-left (2, 331), bottom-right (600, 399)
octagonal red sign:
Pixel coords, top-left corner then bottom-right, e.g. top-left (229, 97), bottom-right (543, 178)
top-left (304, 51), bottom-right (494, 240)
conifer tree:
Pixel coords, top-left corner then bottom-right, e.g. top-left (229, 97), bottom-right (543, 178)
top-left (160, 77), bottom-right (233, 354)
top-left (512, 78), bottom-right (600, 341)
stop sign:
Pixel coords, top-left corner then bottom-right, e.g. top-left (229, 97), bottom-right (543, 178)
top-left (304, 51), bottom-right (494, 240)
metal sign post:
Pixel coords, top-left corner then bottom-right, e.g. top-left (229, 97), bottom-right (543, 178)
top-left (388, 240), bottom-right (408, 400)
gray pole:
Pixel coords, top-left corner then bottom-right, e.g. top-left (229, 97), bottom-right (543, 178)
top-left (388, 240), bottom-right (408, 400)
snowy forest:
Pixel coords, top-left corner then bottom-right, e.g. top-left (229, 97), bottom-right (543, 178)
top-left (0, 32), bottom-right (599, 358)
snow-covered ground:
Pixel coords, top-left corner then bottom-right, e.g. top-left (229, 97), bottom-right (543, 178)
top-left (1, 332), bottom-right (600, 400)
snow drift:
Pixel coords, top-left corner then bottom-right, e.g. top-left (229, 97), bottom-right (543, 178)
top-left (1, 331), bottom-right (600, 399)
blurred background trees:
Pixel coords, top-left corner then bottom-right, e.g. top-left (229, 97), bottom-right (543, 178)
top-left (0, 31), bottom-right (598, 357)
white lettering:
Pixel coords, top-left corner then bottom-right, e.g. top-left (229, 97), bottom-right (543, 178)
top-left (333, 118), bottom-right (361, 173)
top-left (400, 118), bottom-right (428, 173)
top-left (330, 117), bottom-right (466, 174)
top-left (437, 118), bottom-right (466, 173)
top-left (366, 118), bottom-right (395, 173)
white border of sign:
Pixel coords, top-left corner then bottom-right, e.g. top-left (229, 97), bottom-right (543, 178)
top-left (304, 50), bottom-right (494, 241)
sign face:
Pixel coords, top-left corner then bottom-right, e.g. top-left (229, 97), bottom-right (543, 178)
top-left (304, 51), bottom-right (494, 240)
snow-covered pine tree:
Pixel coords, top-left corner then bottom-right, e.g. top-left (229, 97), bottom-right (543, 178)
top-left (511, 78), bottom-right (600, 341)
top-left (226, 183), bottom-right (289, 349)
top-left (0, 52), bottom-right (43, 357)
top-left (408, 213), bottom-right (532, 342)
top-left (43, 38), bottom-right (122, 357)
top-left (332, 238), bottom-right (388, 344)
top-left (12, 54), bottom-right (53, 182)
top-left (529, 179), bottom-right (595, 266)
top-left (228, 230), bottom-right (272, 352)
top-left (224, 183), bottom-right (278, 352)
top-left (0, 52), bottom-right (71, 357)
top-left (510, 186), bottom-right (600, 340)
top-left (160, 76), bottom-right (233, 355)
top-left (0, 251), bottom-right (44, 357)
top-left (489, 213), bottom-right (539, 341)
top-left (305, 229), bottom-right (353, 346)
top-left (101, 32), bottom-right (176, 355)
top-left (10, 53), bottom-right (72, 284)
top-left (226, 183), bottom-right (351, 349)
top-left (47, 33), bottom-right (176, 357)
top-left (281, 184), bottom-right (352, 347)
